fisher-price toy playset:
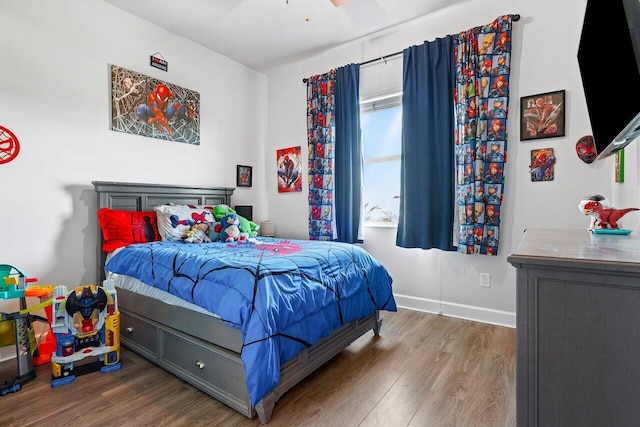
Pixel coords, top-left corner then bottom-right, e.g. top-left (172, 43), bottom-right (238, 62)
top-left (0, 264), bottom-right (121, 395)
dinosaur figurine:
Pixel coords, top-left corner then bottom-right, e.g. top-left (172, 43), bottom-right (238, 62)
top-left (579, 196), bottom-right (639, 230)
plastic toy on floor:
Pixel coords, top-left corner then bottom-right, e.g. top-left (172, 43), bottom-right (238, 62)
top-left (578, 194), bottom-right (639, 233)
top-left (24, 284), bottom-right (56, 365)
top-left (0, 264), bottom-right (45, 395)
top-left (50, 279), bottom-right (121, 387)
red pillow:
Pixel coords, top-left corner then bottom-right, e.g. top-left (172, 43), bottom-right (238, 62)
top-left (97, 208), bottom-right (161, 252)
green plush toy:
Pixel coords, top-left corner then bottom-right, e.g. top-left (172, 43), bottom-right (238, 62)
top-left (239, 216), bottom-right (260, 237)
top-left (213, 204), bottom-right (260, 237)
top-left (213, 204), bottom-right (234, 221)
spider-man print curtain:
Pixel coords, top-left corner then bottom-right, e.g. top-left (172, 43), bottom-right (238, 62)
top-left (307, 70), bottom-right (337, 240)
top-left (453, 15), bottom-right (514, 255)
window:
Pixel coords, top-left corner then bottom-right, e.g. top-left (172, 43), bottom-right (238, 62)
top-left (360, 93), bottom-right (402, 224)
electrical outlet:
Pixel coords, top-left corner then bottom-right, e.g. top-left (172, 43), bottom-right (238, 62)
top-left (480, 273), bottom-right (491, 288)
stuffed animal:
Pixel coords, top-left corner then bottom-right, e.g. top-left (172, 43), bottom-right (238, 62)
top-left (219, 213), bottom-right (246, 242)
top-left (214, 204), bottom-right (260, 237)
top-left (238, 215), bottom-right (260, 237)
top-left (213, 204), bottom-right (234, 221)
top-left (184, 223), bottom-right (212, 243)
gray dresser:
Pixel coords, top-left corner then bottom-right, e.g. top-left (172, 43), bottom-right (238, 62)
top-left (507, 228), bottom-right (640, 427)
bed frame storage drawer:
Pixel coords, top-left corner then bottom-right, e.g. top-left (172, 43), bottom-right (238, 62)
top-left (116, 288), bottom-right (244, 354)
top-left (120, 308), bottom-right (159, 360)
top-left (119, 305), bottom-right (254, 419)
top-left (161, 329), bottom-right (252, 415)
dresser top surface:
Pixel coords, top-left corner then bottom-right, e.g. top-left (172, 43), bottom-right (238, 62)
top-left (508, 228), bottom-right (640, 266)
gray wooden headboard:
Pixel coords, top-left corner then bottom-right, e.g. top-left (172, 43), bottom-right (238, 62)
top-left (92, 181), bottom-right (235, 284)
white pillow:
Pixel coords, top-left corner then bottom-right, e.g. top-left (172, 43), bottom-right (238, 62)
top-left (155, 205), bottom-right (216, 242)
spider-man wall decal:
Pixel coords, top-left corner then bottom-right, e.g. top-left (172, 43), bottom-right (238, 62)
top-left (0, 125), bottom-right (20, 164)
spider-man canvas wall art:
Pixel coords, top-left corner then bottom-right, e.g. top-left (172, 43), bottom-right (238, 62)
top-left (110, 65), bottom-right (200, 145)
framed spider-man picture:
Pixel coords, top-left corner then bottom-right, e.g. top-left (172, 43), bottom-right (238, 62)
top-left (110, 65), bottom-right (201, 145)
top-left (237, 165), bottom-right (252, 187)
top-left (520, 90), bottom-right (565, 141)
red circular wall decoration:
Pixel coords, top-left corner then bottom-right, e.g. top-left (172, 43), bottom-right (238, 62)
top-left (0, 125), bottom-right (20, 164)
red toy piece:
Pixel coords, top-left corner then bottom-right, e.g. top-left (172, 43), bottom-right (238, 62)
top-left (24, 285), bottom-right (56, 365)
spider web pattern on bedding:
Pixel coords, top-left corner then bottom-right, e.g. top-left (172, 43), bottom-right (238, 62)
top-left (105, 238), bottom-right (396, 406)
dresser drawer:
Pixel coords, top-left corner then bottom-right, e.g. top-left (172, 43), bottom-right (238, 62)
top-left (161, 329), bottom-right (247, 400)
top-left (120, 309), bottom-right (159, 359)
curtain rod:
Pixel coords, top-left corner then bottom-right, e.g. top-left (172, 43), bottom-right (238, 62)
top-left (302, 13), bottom-right (520, 83)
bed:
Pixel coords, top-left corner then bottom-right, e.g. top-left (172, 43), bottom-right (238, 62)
top-left (92, 181), bottom-right (396, 424)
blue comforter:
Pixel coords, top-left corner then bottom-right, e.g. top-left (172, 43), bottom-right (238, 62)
top-left (105, 238), bottom-right (396, 406)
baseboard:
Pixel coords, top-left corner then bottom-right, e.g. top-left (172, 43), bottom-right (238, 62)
top-left (392, 293), bottom-right (516, 328)
top-left (0, 347), bottom-right (16, 363)
top-left (0, 299), bottom-right (514, 364)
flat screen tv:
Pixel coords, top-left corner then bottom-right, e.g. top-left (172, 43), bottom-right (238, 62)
top-left (234, 205), bottom-right (253, 221)
top-left (578, 0), bottom-right (640, 160)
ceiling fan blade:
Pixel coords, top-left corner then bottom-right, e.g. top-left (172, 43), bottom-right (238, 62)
top-left (330, 0), bottom-right (347, 7)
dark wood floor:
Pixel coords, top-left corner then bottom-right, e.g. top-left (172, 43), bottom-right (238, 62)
top-left (0, 308), bottom-right (516, 426)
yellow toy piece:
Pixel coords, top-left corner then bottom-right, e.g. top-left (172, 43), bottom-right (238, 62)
top-left (0, 319), bottom-right (14, 347)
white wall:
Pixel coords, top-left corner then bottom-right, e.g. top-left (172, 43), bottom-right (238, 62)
top-left (2, 0), bottom-right (636, 329)
top-left (264, 0), bottom-right (630, 327)
top-left (0, 0), bottom-right (268, 314)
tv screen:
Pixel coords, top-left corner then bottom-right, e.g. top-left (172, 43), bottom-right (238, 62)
top-left (234, 205), bottom-right (253, 221)
top-left (578, 0), bottom-right (640, 159)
